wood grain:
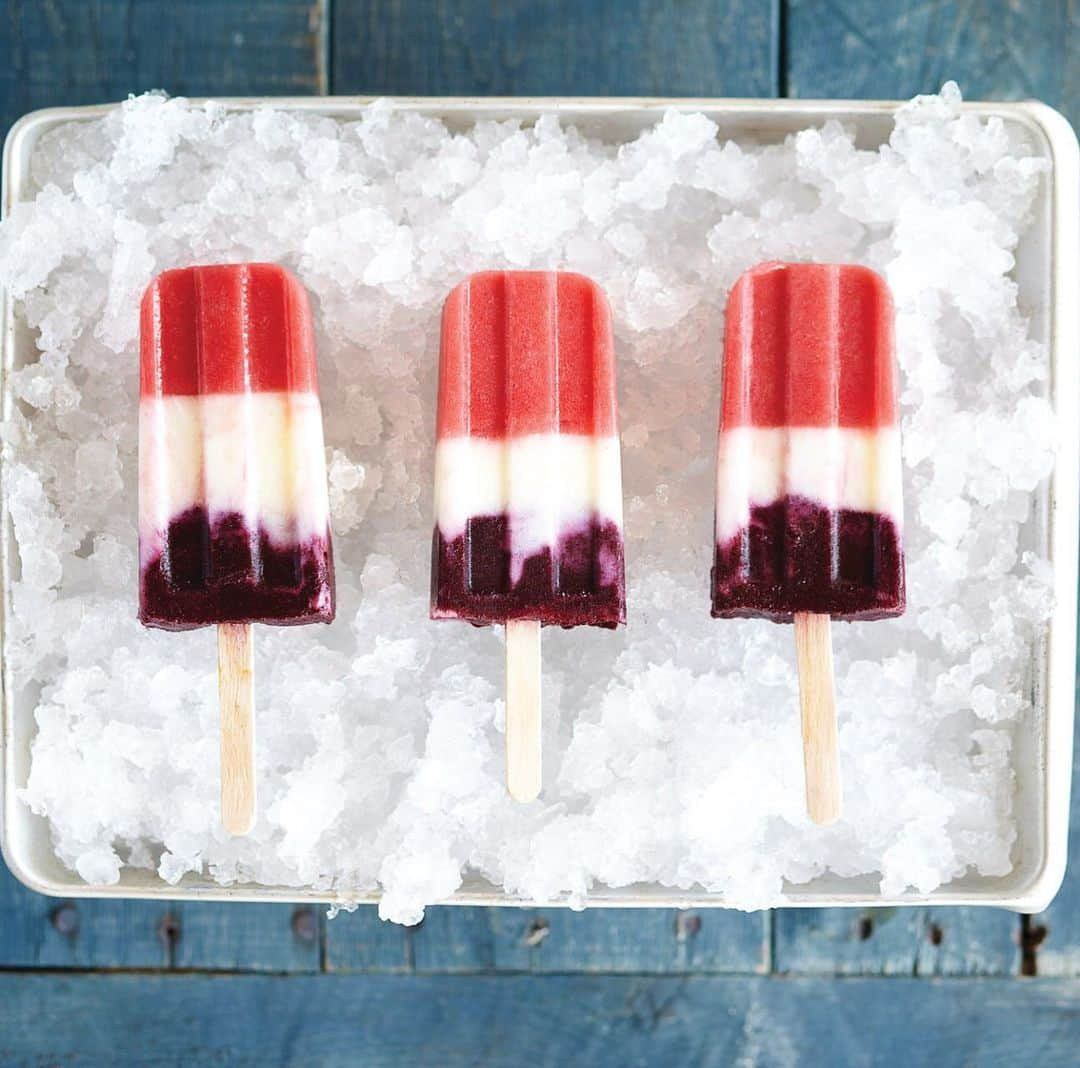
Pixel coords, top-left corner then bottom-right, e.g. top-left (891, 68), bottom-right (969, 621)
top-left (219, 621), bottom-right (256, 837)
top-left (0, 863), bottom-right (322, 973)
top-left (0, 866), bottom-right (168, 969)
top-left (794, 612), bottom-right (841, 825)
top-left (509, 908), bottom-right (770, 974)
top-left (403, 906), bottom-right (768, 974)
top-left (0, 0), bottom-right (326, 139)
top-left (410, 906), bottom-right (498, 972)
top-left (171, 903), bottom-right (323, 972)
top-left (2, 973), bottom-right (1080, 1064)
top-left (774, 906), bottom-right (1020, 976)
top-left (505, 619), bottom-right (542, 802)
top-left (786, 0), bottom-right (1077, 124)
top-left (331, 0), bottom-right (779, 97)
top-left (324, 907), bottom-right (412, 972)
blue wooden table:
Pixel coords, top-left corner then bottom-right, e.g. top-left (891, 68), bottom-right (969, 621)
top-left (0, 2), bottom-right (1077, 1063)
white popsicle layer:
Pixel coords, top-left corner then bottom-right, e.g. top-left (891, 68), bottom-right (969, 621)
top-left (434, 433), bottom-right (623, 574)
top-left (138, 392), bottom-right (331, 562)
top-left (715, 426), bottom-right (903, 544)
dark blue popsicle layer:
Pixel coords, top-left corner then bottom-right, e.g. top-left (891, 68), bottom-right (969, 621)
top-left (140, 508), bottom-right (335, 630)
top-left (431, 514), bottom-right (625, 628)
top-left (711, 495), bottom-right (904, 622)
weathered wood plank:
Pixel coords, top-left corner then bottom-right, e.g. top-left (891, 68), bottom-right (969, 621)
top-left (2, 974), bottom-right (1080, 1065)
top-left (411, 906), bottom-right (497, 972)
top-left (512, 909), bottom-right (673, 973)
top-left (361, 906), bottom-right (769, 974)
top-left (332, 0), bottom-right (779, 98)
top-left (0, 864), bottom-right (166, 968)
top-left (324, 905), bottom-right (412, 972)
top-left (511, 908), bottom-right (770, 974)
top-left (323, 904), bottom-right (773, 975)
top-left (786, 0), bottom-right (1077, 124)
top-left (0, 861), bottom-right (324, 971)
top-left (680, 908), bottom-right (772, 973)
top-left (0, 0), bottom-right (326, 140)
top-left (774, 906), bottom-right (1019, 976)
top-left (170, 902), bottom-right (321, 972)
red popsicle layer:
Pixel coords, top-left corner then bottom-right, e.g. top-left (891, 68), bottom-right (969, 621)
top-left (721, 262), bottom-right (897, 428)
top-left (437, 271), bottom-right (617, 439)
top-left (141, 264), bottom-right (319, 396)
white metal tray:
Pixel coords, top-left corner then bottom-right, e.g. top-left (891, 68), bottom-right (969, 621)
top-left (2, 97), bottom-right (1078, 912)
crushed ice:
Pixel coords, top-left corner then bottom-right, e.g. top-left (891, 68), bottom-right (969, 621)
top-left (0, 84), bottom-right (1055, 923)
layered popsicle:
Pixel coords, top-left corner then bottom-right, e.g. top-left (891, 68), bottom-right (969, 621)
top-left (711, 261), bottom-right (905, 622)
top-left (431, 269), bottom-right (624, 802)
top-left (431, 270), bottom-right (625, 628)
top-left (139, 263), bottom-right (335, 630)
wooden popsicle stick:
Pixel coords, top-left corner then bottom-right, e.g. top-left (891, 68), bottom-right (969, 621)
top-left (218, 622), bottom-right (256, 836)
top-left (505, 619), bottom-right (542, 802)
top-left (794, 612), bottom-right (841, 826)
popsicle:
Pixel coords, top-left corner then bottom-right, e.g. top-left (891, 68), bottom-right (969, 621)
top-left (711, 261), bottom-right (904, 823)
top-left (431, 270), bottom-right (625, 799)
top-left (139, 262), bottom-right (335, 833)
